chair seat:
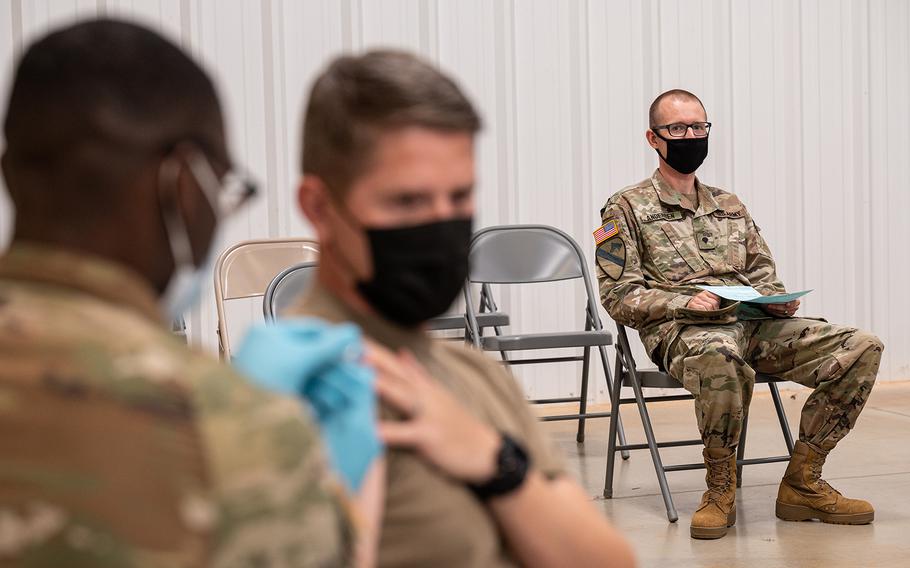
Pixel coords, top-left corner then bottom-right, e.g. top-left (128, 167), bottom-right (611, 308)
top-left (426, 312), bottom-right (510, 331)
top-left (623, 368), bottom-right (786, 389)
top-left (756, 373), bottom-right (784, 383)
top-left (480, 330), bottom-right (612, 351)
top-left (622, 369), bottom-right (680, 389)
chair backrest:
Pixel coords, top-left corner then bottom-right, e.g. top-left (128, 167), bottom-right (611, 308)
top-left (213, 238), bottom-right (319, 358)
top-left (468, 225), bottom-right (584, 284)
top-left (263, 261), bottom-right (319, 321)
top-left (464, 225), bottom-right (605, 346)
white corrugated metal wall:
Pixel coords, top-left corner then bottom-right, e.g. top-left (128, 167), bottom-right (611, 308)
top-left (0, 0), bottom-right (907, 403)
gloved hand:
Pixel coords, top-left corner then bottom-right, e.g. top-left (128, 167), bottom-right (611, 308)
top-left (234, 318), bottom-right (382, 491)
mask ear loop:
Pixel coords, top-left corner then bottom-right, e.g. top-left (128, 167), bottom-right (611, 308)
top-left (185, 150), bottom-right (222, 219)
top-left (326, 189), bottom-right (365, 232)
top-left (158, 157), bottom-right (196, 268)
top-left (648, 128), bottom-right (667, 161)
top-left (324, 186), bottom-right (374, 283)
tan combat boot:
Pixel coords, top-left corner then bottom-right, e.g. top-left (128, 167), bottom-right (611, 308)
top-left (690, 447), bottom-right (737, 539)
top-left (776, 440), bottom-right (874, 524)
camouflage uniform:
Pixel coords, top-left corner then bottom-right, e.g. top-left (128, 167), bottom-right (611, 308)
top-left (0, 243), bottom-right (353, 567)
top-left (596, 171), bottom-right (883, 450)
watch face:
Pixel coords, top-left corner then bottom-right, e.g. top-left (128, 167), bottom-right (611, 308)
top-left (501, 448), bottom-right (521, 473)
top-left (469, 434), bottom-right (530, 500)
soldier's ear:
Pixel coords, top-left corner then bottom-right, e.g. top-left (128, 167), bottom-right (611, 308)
top-left (645, 129), bottom-right (660, 149)
top-left (298, 175), bottom-right (334, 241)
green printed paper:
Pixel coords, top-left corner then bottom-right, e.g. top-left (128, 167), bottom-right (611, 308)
top-left (697, 285), bottom-right (812, 305)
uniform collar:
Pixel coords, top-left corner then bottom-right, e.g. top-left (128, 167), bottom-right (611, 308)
top-left (0, 241), bottom-right (164, 324)
top-left (650, 169), bottom-right (721, 217)
top-left (291, 279), bottom-right (432, 354)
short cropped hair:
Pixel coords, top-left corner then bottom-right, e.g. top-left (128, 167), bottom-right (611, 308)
top-left (2, 18), bottom-right (222, 210)
top-left (301, 50), bottom-right (482, 196)
top-left (648, 89), bottom-right (706, 127)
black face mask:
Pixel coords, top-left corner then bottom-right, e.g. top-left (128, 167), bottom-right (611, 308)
top-left (355, 218), bottom-right (473, 327)
top-left (653, 132), bottom-right (709, 174)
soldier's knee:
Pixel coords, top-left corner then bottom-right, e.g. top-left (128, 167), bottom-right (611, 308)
top-left (853, 330), bottom-right (884, 356)
top-left (688, 337), bottom-right (745, 367)
top-left (868, 333), bottom-right (884, 353)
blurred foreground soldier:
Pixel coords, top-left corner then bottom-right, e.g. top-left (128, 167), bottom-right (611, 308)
top-left (0, 20), bottom-right (360, 566)
top-left (595, 89), bottom-right (883, 539)
top-left (294, 51), bottom-right (636, 568)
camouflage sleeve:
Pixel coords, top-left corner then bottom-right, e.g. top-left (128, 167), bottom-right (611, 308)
top-left (596, 197), bottom-right (691, 330)
top-left (193, 364), bottom-right (355, 568)
top-left (742, 208), bottom-right (786, 295)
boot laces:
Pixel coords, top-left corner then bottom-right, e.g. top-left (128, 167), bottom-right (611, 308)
top-left (705, 458), bottom-right (732, 502)
top-left (808, 455), bottom-right (839, 496)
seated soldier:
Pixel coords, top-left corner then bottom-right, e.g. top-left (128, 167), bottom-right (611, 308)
top-left (0, 20), bottom-right (377, 566)
top-left (595, 89), bottom-right (883, 539)
top-left (292, 50), bottom-right (636, 568)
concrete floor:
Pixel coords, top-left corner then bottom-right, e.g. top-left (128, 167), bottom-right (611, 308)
top-left (540, 381), bottom-right (910, 568)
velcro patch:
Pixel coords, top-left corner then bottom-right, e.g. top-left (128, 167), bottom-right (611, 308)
top-left (593, 219), bottom-right (620, 245)
top-left (697, 231), bottom-right (716, 250)
top-left (642, 211), bottom-right (684, 223)
top-left (596, 237), bottom-right (626, 280)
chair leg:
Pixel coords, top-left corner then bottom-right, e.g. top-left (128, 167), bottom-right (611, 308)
top-left (577, 346), bottom-right (591, 443)
top-left (493, 325), bottom-right (509, 362)
top-left (603, 352), bottom-right (625, 498)
top-left (483, 324), bottom-right (511, 364)
top-left (598, 345), bottom-right (630, 459)
top-left (768, 382), bottom-right (795, 454)
top-left (217, 325), bottom-right (225, 361)
top-left (628, 367), bottom-right (679, 523)
top-left (480, 285), bottom-right (509, 360)
top-left (736, 411), bottom-right (749, 488)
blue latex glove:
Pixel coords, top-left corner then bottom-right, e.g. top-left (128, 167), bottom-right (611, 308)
top-left (233, 318), bottom-right (382, 491)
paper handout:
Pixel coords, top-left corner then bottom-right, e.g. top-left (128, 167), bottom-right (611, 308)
top-left (697, 285), bottom-right (811, 305)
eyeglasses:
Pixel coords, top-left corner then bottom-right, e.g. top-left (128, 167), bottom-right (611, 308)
top-left (214, 171), bottom-right (258, 218)
top-left (651, 122), bottom-right (712, 138)
top-left (186, 150), bottom-right (258, 219)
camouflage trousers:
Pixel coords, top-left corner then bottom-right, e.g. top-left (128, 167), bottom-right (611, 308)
top-left (661, 318), bottom-right (883, 450)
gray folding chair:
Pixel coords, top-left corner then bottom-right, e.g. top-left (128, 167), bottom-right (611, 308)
top-left (263, 261), bottom-right (319, 321)
top-left (427, 284), bottom-right (511, 341)
top-left (604, 324), bottom-right (795, 522)
top-left (463, 224), bottom-right (629, 448)
top-left (263, 261), bottom-right (512, 337)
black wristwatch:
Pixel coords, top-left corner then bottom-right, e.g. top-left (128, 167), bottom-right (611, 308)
top-left (468, 434), bottom-right (531, 501)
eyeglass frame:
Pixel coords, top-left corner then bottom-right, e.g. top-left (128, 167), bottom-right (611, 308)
top-left (182, 144), bottom-right (258, 220)
top-left (650, 121), bottom-right (712, 138)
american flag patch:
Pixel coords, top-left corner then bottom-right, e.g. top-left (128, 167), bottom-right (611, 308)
top-left (593, 220), bottom-right (620, 245)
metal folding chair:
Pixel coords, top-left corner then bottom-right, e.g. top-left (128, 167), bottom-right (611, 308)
top-left (214, 238), bottom-right (319, 359)
top-left (463, 224), bottom-right (629, 447)
top-left (427, 284), bottom-right (511, 342)
top-left (603, 324), bottom-right (795, 522)
top-left (171, 317), bottom-right (187, 344)
top-left (263, 261), bottom-right (319, 322)
top-left (263, 262), bottom-right (511, 337)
